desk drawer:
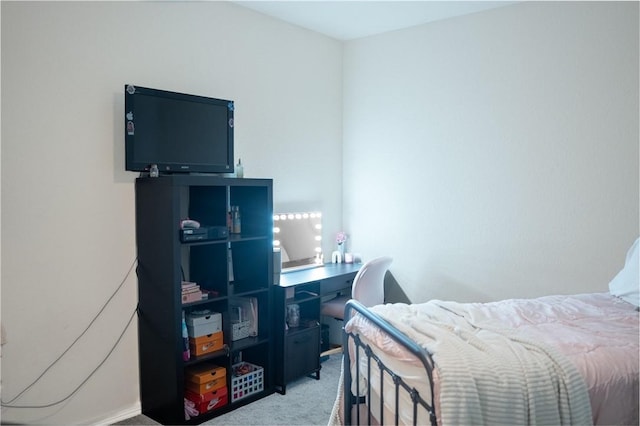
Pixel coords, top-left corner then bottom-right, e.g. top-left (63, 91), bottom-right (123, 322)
top-left (321, 275), bottom-right (354, 295)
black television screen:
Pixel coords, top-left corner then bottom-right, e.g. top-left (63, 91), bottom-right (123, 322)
top-left (124, 84), bottom-right (234, 174)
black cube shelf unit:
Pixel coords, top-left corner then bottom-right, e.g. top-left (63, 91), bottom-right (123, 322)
top-left (135, 175), bottom-right (274, 425)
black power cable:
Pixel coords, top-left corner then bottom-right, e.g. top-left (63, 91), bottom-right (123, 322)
top-left (1, 258), bottom-right (138, 409)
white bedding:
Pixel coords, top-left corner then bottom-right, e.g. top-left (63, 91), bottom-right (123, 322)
top-left (342, 292), bottom-right (639, 426)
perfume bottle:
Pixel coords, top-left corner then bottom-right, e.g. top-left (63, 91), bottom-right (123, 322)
top-left (235, 158), bottom-right (244, 178)
top-left (231, 206), bottom-right (241, 234)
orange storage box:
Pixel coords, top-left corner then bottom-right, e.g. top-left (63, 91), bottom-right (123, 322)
top-left (189, 331), bottom-right (223, 356)
top-left (185, 363), bottom-right (227, 394)
top-left (184, 386), bottom-right (228, 415)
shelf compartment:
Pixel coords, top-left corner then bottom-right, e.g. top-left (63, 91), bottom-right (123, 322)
top-left (189, 244), bottom-right (229, 297)
top-left (229, 185), bottom-right (272, 237)
top-left (228, 291), bottom-right (270, 343)
top-left (188, 186), bottom-right (228, 229)
top-left (229, 239), bottom-right (271, 292)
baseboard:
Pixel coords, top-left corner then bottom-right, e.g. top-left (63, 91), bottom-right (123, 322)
top-left (91, 402), bottom-right (142, 426)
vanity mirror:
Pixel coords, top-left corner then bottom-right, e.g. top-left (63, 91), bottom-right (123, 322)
top-left (273, 212), bottom-right (323, 272)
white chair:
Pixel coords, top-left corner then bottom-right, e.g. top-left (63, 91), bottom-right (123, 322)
top-left (321, 256), bottom-right (393, 320)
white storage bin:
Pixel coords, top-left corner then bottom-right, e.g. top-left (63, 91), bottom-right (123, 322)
top-left (231, 320), bottom-right (251, 341)
top-left (186, 310), bottom-right (222, 337)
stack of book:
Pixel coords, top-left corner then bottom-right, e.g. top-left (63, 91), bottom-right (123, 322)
top-left (182, 281), bottom-right (202, 304)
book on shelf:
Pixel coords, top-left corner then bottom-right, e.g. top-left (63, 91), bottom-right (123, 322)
top-left (181, 281), bottom-right (202, 303)
top-left (182, 291), bottom-right (202, 304)
top-left (182, 281), bottom-right (200, 291)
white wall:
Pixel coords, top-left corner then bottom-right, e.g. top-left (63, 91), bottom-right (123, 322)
top-left (343, 2), bottom-right (639, 303)
top-left (1, 2), bottom-right (342, 424)
top-left (2, 1), bottom-right (638, 424)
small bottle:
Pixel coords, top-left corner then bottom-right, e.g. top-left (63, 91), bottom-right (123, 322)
top-left (181, 311), bottom-right (190, 361)
top-left (149, 164), bottom-right (159, 178)
top-left (287, 303), bottom-right (300, 328)
top-left (232, 206), bottom-right (242, 234)
top-left (235, 158), bottom-right (244, 178)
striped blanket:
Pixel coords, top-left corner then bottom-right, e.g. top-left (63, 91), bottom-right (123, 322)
top-left (364, 301), bottom-right (593, 425)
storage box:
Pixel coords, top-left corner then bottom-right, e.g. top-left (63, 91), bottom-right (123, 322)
top-left (230, 297), bottom-right (258, 338)
top-left (184, 386), bottom-right (228, 414)
top-left (231, 320), bottom-right (251, 341)
top-left (189, 331), bottom-right (223, 356)
top-left (186, 310), bottom-right (222, 337)
top-left (185, 363), bottom-right (227, 394)
top-left (231, 362), bottom-right (264, 402)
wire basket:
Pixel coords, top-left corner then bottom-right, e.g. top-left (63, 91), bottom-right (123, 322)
top-left (231, 362), bottom-right (264, 402)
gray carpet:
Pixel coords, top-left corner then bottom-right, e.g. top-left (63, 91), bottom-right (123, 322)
top-left (116, 354), bottom-right (342, 425)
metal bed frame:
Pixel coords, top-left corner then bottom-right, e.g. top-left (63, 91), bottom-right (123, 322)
top-left (342, 300), bottom-right (437, 426)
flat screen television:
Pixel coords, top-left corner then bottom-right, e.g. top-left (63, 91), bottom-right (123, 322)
top-left (124, 84), bottom-right (234, 174)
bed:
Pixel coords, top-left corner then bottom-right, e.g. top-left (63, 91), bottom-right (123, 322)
top-left (330, 238), bottom-right (639, 426)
